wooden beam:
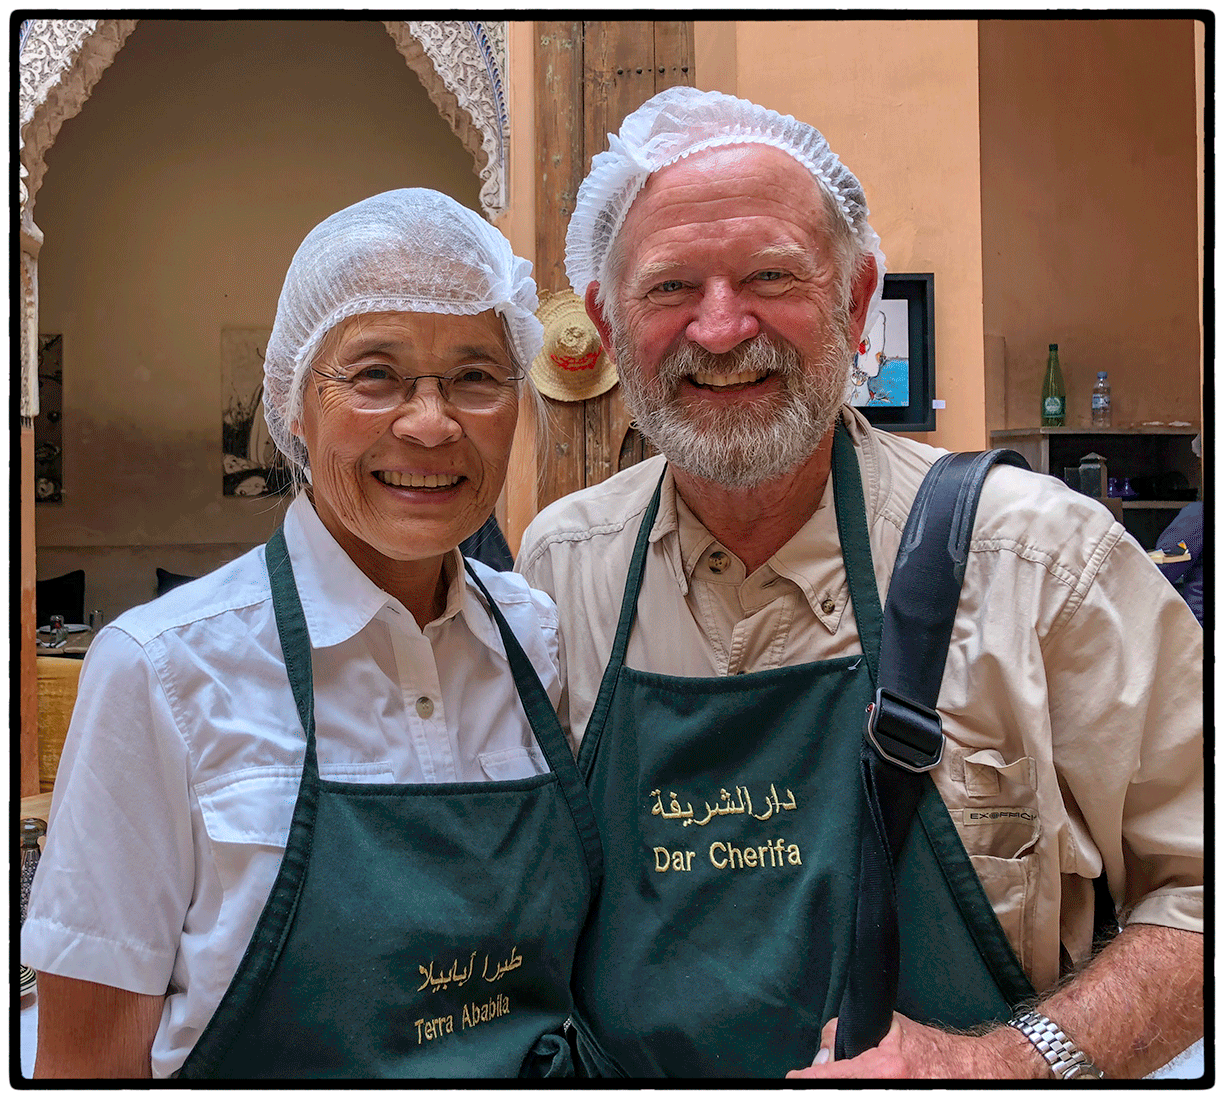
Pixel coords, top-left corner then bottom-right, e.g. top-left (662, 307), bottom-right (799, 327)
top-left (582, 21), bottom-right (655, 490)
top-left (534, 21), bottom-right (588, 509)
top-left (532, 21), bottom-right (697, 510)
top-left (654, 21), bottom-right (695, 92)
top-left (582, 21), bottom-right (694, 488)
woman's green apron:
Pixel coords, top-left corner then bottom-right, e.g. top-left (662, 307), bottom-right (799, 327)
top-left (570, 422), bottom-right (1034, 1077)
top-left (179, 529), bottom-right (602, 1078)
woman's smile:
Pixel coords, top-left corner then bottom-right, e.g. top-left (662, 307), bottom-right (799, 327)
top-left (373, 469), bottom-right (464, 490)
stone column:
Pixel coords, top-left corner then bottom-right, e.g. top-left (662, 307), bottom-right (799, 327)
top-left (19, 182), bottom-right (42, 798)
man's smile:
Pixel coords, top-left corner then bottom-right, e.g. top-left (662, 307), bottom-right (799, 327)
top-left (688, 368), bottom-right (771, 391)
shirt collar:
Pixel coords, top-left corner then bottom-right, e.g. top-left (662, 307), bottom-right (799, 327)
top-left (652, 411), bottom-right (869, 622)
top-left (767, 472), bottom-right (845, 619)
top-left (645, 464), bottom-right (698, 597)
top-left (448, 557), bottom-right (507, 654)
top-left (282, 494), bottom-right (480, 648)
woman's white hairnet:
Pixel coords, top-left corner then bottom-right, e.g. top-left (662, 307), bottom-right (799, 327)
top-left (565, 86), bottom-right (887, 322)
top-left (264, 188), bottom-right (544, 473)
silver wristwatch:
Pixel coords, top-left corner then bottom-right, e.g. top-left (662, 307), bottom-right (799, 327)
top-left (1007, 1010), bottom-right (1105, 1079)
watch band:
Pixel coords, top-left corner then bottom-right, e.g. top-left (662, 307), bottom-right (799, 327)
top-left (1007, 1010), bottom-right (1105, 1079)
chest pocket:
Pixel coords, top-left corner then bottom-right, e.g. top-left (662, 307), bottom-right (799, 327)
top-left (197, 762), bottom-right (396, 849)
top-left (951, 749), bottom-right (1040, 975)
top-left (478, 745), bottom-right (548, 782)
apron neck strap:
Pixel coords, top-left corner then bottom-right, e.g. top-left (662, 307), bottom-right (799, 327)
top-left (584, 417), bottom-right (884, 759)
top-left (267, 526), bottom-right (319, 779)
top-left (464, 560), bottom-right (604, 891)
top-left (831, 417), bottom-right (883, 685)
top-left (580, 470), bottom-right (665, 771)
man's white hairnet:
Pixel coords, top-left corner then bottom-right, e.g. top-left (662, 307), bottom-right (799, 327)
top-left (264, 188), bottom-right (544, 473)
top-left (565, 86), bottom-right (887, 322)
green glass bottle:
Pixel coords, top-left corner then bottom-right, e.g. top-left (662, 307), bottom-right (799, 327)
top-left (1041, 343), bottom-right (1066, 426)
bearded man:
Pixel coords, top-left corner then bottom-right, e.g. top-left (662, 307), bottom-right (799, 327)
top-left (516, 88), bottom-right (1202, 1079)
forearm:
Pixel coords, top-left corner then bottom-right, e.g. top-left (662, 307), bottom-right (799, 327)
top-left (789, 922), bottom-right (1203, 1079)
top-left (987, 923), bottom-right (1203, 1078)
top-left (34, 972), bottom-right (164, 1078)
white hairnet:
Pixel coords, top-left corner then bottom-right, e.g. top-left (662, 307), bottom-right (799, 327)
top-left (264, 188), bottom-right (544, 472)
top-left (565, 86), bottom-right (887, 323)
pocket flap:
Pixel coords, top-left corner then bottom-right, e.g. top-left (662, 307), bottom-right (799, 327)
top-left (963, 749), bottom-right (1037, 797)
top-left (478, 745), bottom-right (547, 782)
top-left (196, 762), bottom-right (394, 846)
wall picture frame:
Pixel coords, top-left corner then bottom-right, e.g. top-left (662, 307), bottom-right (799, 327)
top-left (221, 327), bottom-right (292, 497)
top-left (34, 333), bottom-right (64, 503)
top-left (849, 272), bottom-right (937, 433)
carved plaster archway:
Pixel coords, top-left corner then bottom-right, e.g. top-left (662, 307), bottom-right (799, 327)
top-left (17, 17), bottom-right (511, 419)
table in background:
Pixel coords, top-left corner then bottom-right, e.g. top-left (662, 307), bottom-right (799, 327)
top-left (35, 625), bottom-right (95, 659)
top-left (34, 655), bottom-right (87, 795)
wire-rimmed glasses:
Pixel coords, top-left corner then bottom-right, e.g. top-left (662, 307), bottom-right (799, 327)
top-left (312, 362), bottom-right (524, 414)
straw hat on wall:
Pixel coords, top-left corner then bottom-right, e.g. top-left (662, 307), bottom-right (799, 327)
top-left (529, 290), bottom-right (619, 402)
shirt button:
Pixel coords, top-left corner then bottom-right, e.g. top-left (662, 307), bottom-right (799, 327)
top-left (821, 598), bottom-right (836, 615)
top-left (708, 550), bottom-right (729, 575)
top-left (415, 696), bottom-right (435, 719)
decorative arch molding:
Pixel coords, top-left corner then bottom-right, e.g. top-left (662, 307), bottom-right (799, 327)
top-left (16, 17), bottom-right (512, 420)
top-left (18, 19), bottom-right (138, 420)
top-left (19, 19), bottom-right (138, 230)
top-left (385, 21), bottom-right (509, 220)
top-left (18, 18), bottom-right (510, 228)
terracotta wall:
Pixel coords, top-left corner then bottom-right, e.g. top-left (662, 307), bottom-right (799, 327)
top-left (33, 19), bottom-right (481, 621)
top-left (979, 20), bottom-right (1202, 431)
top-left (695, 19), bottom-right (989, 453)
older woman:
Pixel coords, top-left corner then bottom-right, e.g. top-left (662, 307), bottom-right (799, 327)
top-left (22, 190), bottom-right (601, 1079)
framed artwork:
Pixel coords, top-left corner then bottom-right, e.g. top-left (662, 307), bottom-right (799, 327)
top-left (34, 334), bottom-right (64, 503)
top-left (221, 327), bottom-right (292, 497)
top-left (850, 273), bottom-right (937, 433)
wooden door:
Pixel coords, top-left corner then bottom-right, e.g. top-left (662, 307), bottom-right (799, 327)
top-left (534, 21), bottom-right (694, 510)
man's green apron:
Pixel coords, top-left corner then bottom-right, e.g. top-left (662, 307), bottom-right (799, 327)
top-left (571, 423), bottom-right (1034, 1077)
top-left (179, 528), bottom-right (602, 1079)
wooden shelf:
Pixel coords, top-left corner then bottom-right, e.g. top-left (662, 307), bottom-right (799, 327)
top-left (991, 425), bottom-right (1199, 438)
top-left (990, 428), bottom-right (1200, 552)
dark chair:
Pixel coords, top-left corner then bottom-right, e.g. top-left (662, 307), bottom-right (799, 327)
top-left (36, 570), bottom-right (85, 627)
top-left (156, 568), bottom-right (197, 598)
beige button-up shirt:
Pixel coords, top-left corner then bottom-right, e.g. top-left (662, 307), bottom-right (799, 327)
top-left (518, 407), bottom-right (1203, 995)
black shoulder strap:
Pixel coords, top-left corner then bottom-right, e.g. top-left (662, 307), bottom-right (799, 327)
top-left (880, 448), bottom-right (1030, 708)
top-left (836, 447), bottom-right (1029, 1060)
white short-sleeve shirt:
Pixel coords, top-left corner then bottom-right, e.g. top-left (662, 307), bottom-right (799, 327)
top-left (22, 494), bottom-right (564, 1078)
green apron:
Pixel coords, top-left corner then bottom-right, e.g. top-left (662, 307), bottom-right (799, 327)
top-left (571, 423), bottom-right (1034, 1077)
top-left (178, 528), bottom-right (602, 1079)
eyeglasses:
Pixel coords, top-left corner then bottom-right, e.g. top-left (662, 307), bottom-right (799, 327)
top-left (311, 362), bottom-right (524, 413)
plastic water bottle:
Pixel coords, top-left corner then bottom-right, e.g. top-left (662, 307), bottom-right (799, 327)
top-left (1041, 344), bottom-right (1066, 427)
top-left (1091, 371), bottom-right (1111, 427)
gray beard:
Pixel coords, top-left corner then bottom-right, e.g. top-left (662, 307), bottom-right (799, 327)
top-left (613, 327), bottom-right (853, 489)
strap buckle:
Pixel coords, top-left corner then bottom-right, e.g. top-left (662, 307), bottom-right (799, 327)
top-left (864, 687), bottom-right (944, 772)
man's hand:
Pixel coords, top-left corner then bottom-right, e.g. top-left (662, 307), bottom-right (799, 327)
top-left (785, 1014), bottom-right (1045, 1079)
top-left (786, 925), bottom-right (1203, 1079)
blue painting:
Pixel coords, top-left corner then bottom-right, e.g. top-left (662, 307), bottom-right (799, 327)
top-left (849, 298), bottom-right (910, 408)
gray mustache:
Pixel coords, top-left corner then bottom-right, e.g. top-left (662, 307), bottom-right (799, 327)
top-left (655, 336), bottom-right (802, 388)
